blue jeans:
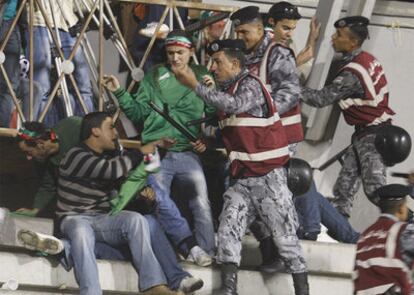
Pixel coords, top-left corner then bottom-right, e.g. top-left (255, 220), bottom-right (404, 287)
top-left (294, 181), bottom-right (359, 243)
top-left (59, 211), bottom-right (166, 295)
top-left (27, 27), bottom-right (93, 126)
top-left (60, 214), bottom-right (189, 291)
top-left (151, 151), bottom-right (215, 255)
top-left (0, 20), bottom-right (20, 127)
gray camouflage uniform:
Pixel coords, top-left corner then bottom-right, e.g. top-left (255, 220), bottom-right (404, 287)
top-left (246, 33), bottom-right (301, 241)
top-left (195, 69), bottom-right (307, 273)
top-left (300, 48), bottom-right (387, 217)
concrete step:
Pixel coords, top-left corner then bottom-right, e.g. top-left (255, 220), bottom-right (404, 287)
top-left (0, 248), bottom-right (352, 295)
top-left (0, 214), bottom-right (356, 294)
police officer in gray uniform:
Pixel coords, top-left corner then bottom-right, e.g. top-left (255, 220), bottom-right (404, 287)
top-left (300, 16), bottom-right (395, 218)
top-left (171, 39), bottom-right (309, 295)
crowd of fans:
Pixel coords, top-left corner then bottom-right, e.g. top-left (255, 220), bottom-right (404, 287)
top-left (1, 1), bottom-right (413, 295)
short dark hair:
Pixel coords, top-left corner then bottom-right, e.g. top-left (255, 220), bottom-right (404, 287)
top-left (348, 26), bottom-right (369, 46)
top-left (80, 112), bottom-right (111, 142)
top-left (223, 49), bottom-right (245, 69)
top-left (378, 198), bottom-right (406, 215)
top-left (16, 121), bottom-right (51, 147)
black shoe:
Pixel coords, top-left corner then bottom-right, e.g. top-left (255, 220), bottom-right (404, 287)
top-left (292, 272), bottom-right (309, 295)
top-left (218, 263), bottom-right (238, 295)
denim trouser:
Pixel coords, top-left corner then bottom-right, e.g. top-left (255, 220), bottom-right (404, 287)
top-left (151, 151), bottom-right (215, 255)
top-left (27, 27), bottom-right (93, 127)
top-left (294, 181), bottom-right (359, 243)
top-left (0, 20), bottom-right (20, 127)
top-left (60, 211), bottom-right (166, 295)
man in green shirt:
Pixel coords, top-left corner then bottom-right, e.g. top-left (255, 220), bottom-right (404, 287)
top-left (102, 29), bottom-right (216, 263)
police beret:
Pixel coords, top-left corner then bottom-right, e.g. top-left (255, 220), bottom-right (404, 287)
top-left (207, 39), bottom-right (246, 56)
top-left (230, 6), bottom-right (261, 26)
top-left (375, 184), bottom-right (411, 201)
top-left (268, 2), bottom-right (301, 21)
top-left (334, 16), bottom-right (369, 28)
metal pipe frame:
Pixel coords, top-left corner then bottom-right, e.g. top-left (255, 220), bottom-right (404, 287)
top-left (0, 0), bottom-right (237, 136)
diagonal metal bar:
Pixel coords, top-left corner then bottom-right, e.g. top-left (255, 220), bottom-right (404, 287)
top-left (0, 0), bottom-right (27, 52)
top-left (0, 64), bottom-right (25, 122)
top-left (38, 73), bottom-right (65, 122)
top-left (36, 0), bottom-right (99, 120)
top-left (68, 74), bottom-right (89, 114)
top-left (67, 0), bottom-right (100, 62)
top-left (138, 5), bottom-right (170, 69)
top-left (103, 0), bottom-right (136, 68)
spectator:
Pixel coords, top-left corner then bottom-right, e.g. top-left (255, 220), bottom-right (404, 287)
top-left (102, 29), bottom-right (216, 265)
top-left (27, 0), bottom-right (94, 126)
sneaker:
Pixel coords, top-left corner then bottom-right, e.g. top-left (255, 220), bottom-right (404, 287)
top-left (188, 246), bottom-right (212, 267)
top-left (178, 276), bottom-right (204, 293)
top-left (143, 284), bottom-right (184, 295)
top-left (139, 22), bottom-right (169, 39)
top-left (17, 229), bottom-right (64, 255)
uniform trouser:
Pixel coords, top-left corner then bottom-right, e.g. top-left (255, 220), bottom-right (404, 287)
top-left (216, 167), bottom-right (307, 273)
top-left (332, 133), bottom-right (387, 217)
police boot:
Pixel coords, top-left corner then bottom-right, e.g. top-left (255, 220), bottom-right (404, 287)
top-left (218, 263), bottom-right (238, 295)
top-left (257, 237), bottom-right (285, 273)
top-left (292, 272), bottom-right (309, 295)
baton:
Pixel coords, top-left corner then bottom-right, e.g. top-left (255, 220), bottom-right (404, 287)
top-left (391, 172), bottom-right (410, 179)
top-left (148, 101), bottom-right (198, 142)
top-left (185, 12), bottom-right (230, 34)
top-left (313, 144), bottom-right (352, 171)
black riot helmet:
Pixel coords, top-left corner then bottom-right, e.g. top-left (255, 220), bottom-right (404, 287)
top-left (375, 125), bottom-right (412, 166)
top-left (287, 158), bottom-right (313, 196)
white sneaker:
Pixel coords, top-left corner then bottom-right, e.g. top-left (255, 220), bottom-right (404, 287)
top-left (139, 22), bottom-right (169, 39)
top-left (178, 276), bottom-right (204, 293)
top-left (188, 246), bottom-right (212, 267)
top-left (17, 229), bottom-right (64, 255)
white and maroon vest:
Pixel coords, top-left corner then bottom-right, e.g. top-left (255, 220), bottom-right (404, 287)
top-left (217, 74), bottom-right (290, 179)
top-left (354, 216), bottom-right (412, 295)
top-left (247, 42), bottom-right (304, 144)
top-left (338, 51), bottom-right (395, 127)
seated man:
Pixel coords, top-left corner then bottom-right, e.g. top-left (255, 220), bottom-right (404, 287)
top-left (16, 113), bottom-right (203, 294)
top-left (103, 29), bottom-right (216, 264)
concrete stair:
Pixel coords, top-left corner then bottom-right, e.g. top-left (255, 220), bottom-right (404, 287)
top-left (0, 214), bottom-right (356, 295)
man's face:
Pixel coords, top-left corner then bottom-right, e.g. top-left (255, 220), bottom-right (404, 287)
top-left (235, 22), bottom-right (264, 51)
top-left (18, 140), bottom-right (50, 162)
top-left (271, 19), bottom-right (298, 45)
top-left (210, 51), bottom-right (239, 83)
top-left (331, 27), bottom-right (355, 53)
top-left (166, 45), bottom-right (193, 68)
top-left (95, 117), bottom-right (118, 151)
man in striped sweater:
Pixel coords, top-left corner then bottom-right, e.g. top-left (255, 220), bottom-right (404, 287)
top-left (53, 112), bottom-right (184, 295)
